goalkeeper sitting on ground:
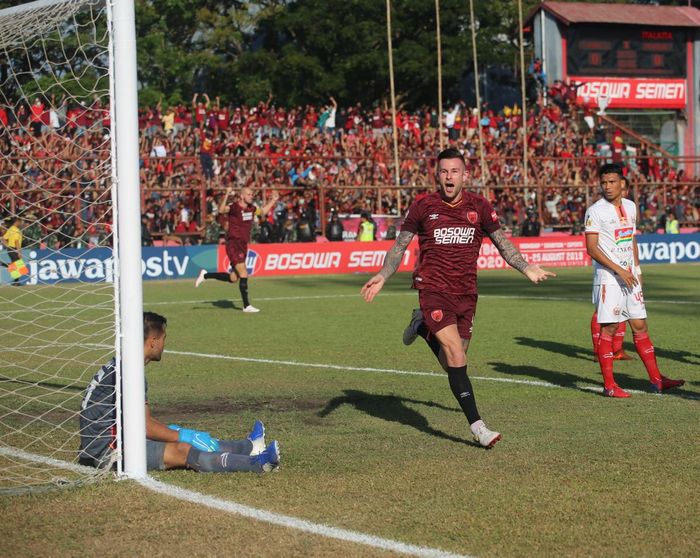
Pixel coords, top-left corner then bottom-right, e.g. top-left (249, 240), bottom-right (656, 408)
top-left (79, 311), bottom-right (280, 473)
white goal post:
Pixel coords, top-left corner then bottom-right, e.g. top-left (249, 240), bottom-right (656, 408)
top-left (0, 0), bottom-right (145, 493)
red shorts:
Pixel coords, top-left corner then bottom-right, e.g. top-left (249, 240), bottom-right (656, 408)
top-left (226, 239), bottom-right (247, 266)
top-left (418, 290), bottom-right (478, 340)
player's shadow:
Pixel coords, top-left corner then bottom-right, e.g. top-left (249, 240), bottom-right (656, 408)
top-left (514, 337), bottom-right (593, 361)
top-left (488, 362), bottom-right (698, 401)
top-left (209, 299), bottom-right (240, 310)
top-left (653, 347), bottom-right (700, 366)
top-left (318, 389), bottom-right (475, 446)
top-left (515, 336), bottom-right (700, 367)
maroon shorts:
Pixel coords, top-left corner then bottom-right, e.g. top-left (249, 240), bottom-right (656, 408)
top-left (418, 290), bottom-right (478, 340)
top-left (226, 239), bottom-right (247, 266)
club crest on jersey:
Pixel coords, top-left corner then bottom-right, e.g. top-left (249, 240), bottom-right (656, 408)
top-left (614, 227), bottom-right (634, 244)
top-left (467, 211), bottom-right (479, 225)
top-left (490, 210), bottom-right (498, 222)
top-left (430, 309), bottom-right (443, 322)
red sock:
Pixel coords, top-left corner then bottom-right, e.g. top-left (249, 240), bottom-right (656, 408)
top-left (591, 312), bottom-right (601, 353)
top-left (613, 321), bottom-right (627, 354)
top-left (597, 333), bottom-right (615, 389)
top-left (633, 332), bottom-right (662, 384)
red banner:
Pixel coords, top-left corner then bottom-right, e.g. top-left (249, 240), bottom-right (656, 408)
top-left (573, 77), bottom-right (686, 109)
top-left (217, 235), bottom-right (590, 277)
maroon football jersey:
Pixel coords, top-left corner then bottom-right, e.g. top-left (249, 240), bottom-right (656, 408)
top-left (227, 202), bottom-right (256, 242)
top-left (401, 191), bottom-right (500, 295)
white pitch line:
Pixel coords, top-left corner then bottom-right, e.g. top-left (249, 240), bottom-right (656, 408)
top-left (1, 446), bottom-right (471, 557)
top-left (167, 349), bottom-right (697, 398)
top-left (139, 477), bottom-right (472, 558)
top-left (145, 292), bottom-right (700, 306)
top-left (1, 291), bottom-right (697, 318)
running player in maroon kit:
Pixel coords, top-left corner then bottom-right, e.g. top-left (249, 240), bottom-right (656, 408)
top-left (361, 148), bottom-right (556, 448)
top-left (196, 187), bottom-right (279, 312)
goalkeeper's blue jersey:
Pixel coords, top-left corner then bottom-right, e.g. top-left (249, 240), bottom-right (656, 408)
top-left (78, 358), bottom-right (148, 467)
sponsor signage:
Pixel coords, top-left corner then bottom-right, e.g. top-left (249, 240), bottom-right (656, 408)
top-left (573, 77), bottom-right (687, 109)
top-left (217, 241), bottom-right (418, 277)
top-left (217, 236), bottom-right (592, 277)
top-left (637, 233), bottom-right (700, 264)
top-left (2, 234), bottom-right (697, 285)
top-left (0, 245), bottom-right (213, 285)
top-left (479, 236), bottom-right (590, 269)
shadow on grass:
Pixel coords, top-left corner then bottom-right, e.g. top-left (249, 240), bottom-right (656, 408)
top-left (208, 299), bottom-right (239, 310)
top-left (514, 336), bottom-right (700, 367)
top-left (318, 389), bottom-right (477, 446)
top-left (0, 375), bottom-right (84, 392)
top-left (514, 337), bottom-right (593, 361)
top-left (488, 361), bottom-right (699, 401)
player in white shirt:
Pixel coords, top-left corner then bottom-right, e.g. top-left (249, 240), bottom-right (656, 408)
top-left (584, 164), bottom-right (684, 398)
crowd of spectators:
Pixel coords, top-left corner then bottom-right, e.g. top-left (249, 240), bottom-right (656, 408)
top-left (1, 86), bottom-right (698, 249)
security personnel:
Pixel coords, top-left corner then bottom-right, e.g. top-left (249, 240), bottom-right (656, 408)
top-left (357, 211), bottom-right (375, 241)
top-left (1, 216), bottom-right (23, 285)
top-left (664, 209), bottom-right (679, 234)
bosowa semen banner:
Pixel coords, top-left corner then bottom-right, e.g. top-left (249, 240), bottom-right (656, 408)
top-left (218, 235), bottom-right (594, 278)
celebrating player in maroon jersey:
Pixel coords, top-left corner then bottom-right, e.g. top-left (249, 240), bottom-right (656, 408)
top-left (196, 187), bottom-right (279, 312)
top-left (361, 148), bottom-right (555, 448)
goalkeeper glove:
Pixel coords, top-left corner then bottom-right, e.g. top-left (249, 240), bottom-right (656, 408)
top-left (167, 424), bottom-right (220, 452)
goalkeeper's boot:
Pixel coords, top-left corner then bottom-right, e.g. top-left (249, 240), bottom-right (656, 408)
top-left (402, 308), bottom-right (424, 346)
top-left (651, 376), bottom-right (685, 393)
top-left (471, 421), bottom-right (501, 449)
top-left (613, 350), bottom-right (634, 361)
top-left (252, 440), bottom-right (280, 472)
top-left (247, 420), bottom-right (266, 456)
top-left (603, 384), bottom-right (631, 398)
top-left (195, 269), bottom-right (207, 287)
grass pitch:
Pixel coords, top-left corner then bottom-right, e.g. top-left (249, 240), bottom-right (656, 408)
top-left (2, 264), bottom-right (699, 557)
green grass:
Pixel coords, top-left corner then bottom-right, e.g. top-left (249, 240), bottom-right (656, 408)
top-left (2, 265), bottom-right (699, 557)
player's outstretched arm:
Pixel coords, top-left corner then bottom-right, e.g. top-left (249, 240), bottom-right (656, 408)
top-left (361, 230), bottom-right (414, 302)
top-left (488, 229), bottom-right (556, 284)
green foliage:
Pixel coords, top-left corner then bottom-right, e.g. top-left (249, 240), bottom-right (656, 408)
top-left (4, 0), bottom-right (693, 108)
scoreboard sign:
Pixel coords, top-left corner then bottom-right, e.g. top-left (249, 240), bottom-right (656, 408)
top-left (567, 25), bottom-right (686, 78)
top-left (573, 77), bottom-right (686, 109)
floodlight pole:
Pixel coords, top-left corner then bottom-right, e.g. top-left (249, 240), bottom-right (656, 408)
top-left (112, 0), bottom-right (146, 479)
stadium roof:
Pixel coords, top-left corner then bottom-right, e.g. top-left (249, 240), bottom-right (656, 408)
top-left (525, 2), bottom-right (700, 28)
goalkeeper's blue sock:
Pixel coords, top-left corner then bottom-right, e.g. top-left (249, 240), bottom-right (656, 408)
top-left (217, 439), bottom-right (253, 455)
top-left (186, 448), bottom-right (261, 473)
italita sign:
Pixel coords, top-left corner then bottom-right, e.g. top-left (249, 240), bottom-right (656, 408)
top-left (573, 77), bottom-right (686, 109)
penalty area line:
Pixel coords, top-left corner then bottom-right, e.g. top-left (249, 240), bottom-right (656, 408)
top-left (139, 476), bottom-right (472, 558)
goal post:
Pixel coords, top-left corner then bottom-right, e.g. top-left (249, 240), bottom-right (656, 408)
top-left (0, 0), bottom-right (145, 492)
top-left (111, 0), bottom-right (146, 480)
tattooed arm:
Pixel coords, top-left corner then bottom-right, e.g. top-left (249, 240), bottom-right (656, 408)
top-left (488, 228), bottom-right (556, 283)
top-left (361, 231), bottom-right (415, 302)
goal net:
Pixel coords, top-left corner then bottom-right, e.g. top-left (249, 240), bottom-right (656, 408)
top-left (0, 0), bottom-right (132, 493)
